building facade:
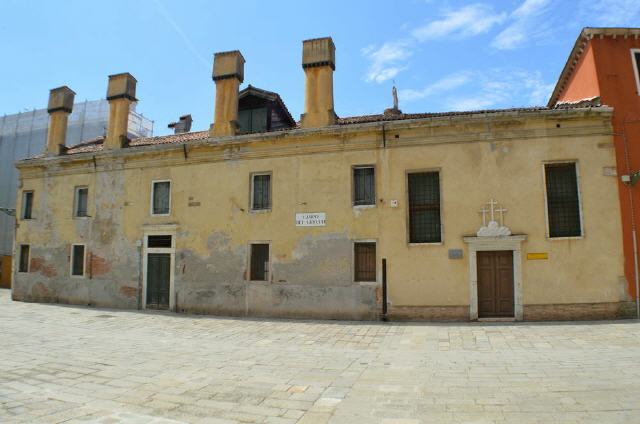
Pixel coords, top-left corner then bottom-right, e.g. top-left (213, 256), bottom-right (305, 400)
top-left (0, 99), bottom-right (153, 287)
top-left (548, 27), bottom-right (640, 310)
top-left (11, 37), bottom-right (631, 321)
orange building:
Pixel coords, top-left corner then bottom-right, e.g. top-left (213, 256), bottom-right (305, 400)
top-left (549, 27), bottom-right (640, 307)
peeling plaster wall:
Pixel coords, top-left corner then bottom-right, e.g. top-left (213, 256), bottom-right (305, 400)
top-left (12, 109), bottom-right (628, 320)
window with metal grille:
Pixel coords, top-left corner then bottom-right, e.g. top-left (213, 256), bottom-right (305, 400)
top-left (71, 245), bottom-right (85, 276)
top-left (251, 174), bottom-right (271, 211)
top-left (74, 187), bottom-right (88, 217)
top-left (408, 172), bottom-right (441, 243)
top-left (152, 181), bottom-right (171, 215)
top-left (250, 243), bottom-right (269, 281)
top-left (545, 163), bottom-right (582, 238)
top-left (22, 191), bottom-right (33, 220)
top-left (354, 242), bottom-right (376, 282)
top-left (353, 166), bottom-right (375, 206)
top-left (148, 235), bottom-right (172, 248)
top-left (18, 245), bottom-right (29, 273)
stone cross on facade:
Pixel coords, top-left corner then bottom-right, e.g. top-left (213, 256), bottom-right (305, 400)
top-left (477, 198), bottom-right (511, 237)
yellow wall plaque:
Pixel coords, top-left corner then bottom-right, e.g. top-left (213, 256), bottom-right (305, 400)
top-left (527, 252), bottom-right (548, 260)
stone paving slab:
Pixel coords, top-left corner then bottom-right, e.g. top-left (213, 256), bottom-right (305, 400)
top-left (0, 289), bottom-right (639, 423)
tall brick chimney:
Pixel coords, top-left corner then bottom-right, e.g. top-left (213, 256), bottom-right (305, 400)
top-left (300, 37), bottom-right (336, 128)
top-left (105, 73), bottom-right (137, 149)
top-left (45, 86), bottom-right (75, 156)
top-left (210, 50), bottom-right (245, 137)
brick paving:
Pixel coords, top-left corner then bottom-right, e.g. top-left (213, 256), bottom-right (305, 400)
top-left (0, 289), bottom-right (639, 423)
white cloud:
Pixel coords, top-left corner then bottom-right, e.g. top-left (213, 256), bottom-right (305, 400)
top-left (362, 40), bottom-right (413, 83)
top-left (412, 4), bottom-right (507, 41)
top-left (578, 0), bottom-right (640, 25)
top-left (398, 72), bottom-right (472, 102)
top-left (491, 0), bottom-right (551, 50)
top-left (398, 68), bottom-right (554, 111)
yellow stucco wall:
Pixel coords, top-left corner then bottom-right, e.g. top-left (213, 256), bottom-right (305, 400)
top-left (12, 107), bottom-right (627, 319)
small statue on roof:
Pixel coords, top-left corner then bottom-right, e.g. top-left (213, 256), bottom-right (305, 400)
top-left (384, 81), bottom-right (402, 116)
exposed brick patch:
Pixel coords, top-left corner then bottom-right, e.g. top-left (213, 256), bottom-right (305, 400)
top-left (90, 253), bottom-right (111, 277)
top-left (29, 257), bottom-right (57, 278)
top-left (388, 305), bottom-right (469, 321)
top-left (31, 282), bottom-right (54, 301)
top-left (524, 302), bottom-right (636, 321)
top-left (119, 285), bottom-right (138, 299)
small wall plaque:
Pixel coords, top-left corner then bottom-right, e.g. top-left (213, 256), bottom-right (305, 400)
top-left (448, 249), bottom-right (463, 259)
top-left (296, 212), bottom-right (326, 227)
top-left (527, 252), bottom-right (548, 260)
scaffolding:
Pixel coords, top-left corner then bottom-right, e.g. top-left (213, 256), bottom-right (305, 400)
top-left (0, 100), bottom-right (153, 257)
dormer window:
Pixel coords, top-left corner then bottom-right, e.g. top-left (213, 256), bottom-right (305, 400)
top-left (237, 85), bottom-right (295, 135)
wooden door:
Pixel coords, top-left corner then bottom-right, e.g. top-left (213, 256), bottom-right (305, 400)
top-left (146, 253), bottom-right (170, 310)
top-left (477, 251), bottom-right (514, 318)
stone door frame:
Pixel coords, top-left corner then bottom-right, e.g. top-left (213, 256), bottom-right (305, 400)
top-left (142, 225), bottom-right (177, 312)
top-left (463, 235), bottom-right (526, 321)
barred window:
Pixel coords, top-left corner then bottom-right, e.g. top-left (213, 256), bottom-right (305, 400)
top-left (354, 242), bottom-right (376, 282)
top-left (408, 172), bottom-right (441, 243)
top-left (251, 173), bottom-right (271, 211)
top-left (74, 187), bottom-right (88, 217)
top-left (545, 163), bottom-right (582, 238)
top-left (353, 166), bottom-right (375, 206)
top-left (22, 191), bottom-right (33, 220)
top-left (71, 245), bottom-right (85, 277)
top-left (152, 181), bottom-right (171, 215)
top-left (18, 245), bottom-right (30, 273)
top-left (250, 243), bottom-right (269, 281)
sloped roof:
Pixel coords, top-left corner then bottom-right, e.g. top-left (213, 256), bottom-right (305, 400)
top-left (58, 101), bottom-right (606, 156)
top-left (547, 27), bottom-right (640, 107)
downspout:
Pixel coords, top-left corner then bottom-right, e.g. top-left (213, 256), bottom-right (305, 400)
top-left (619, 118), bottom-right (640, 319)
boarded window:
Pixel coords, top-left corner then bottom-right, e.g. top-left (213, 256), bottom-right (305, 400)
top-left (252, 174), bottom-right (271, 210)
top-left (408, 172), bottom-right (441, 243)
top-left (250, 243), bottom-right (269, 281)
top-left (152, 181), bottom-right (171, 215)
top-left (22, 191), bottom-right (33, 219)
top-left (238, 107), bottom-right (268, 134)
top-left (354, 242), bottom-right (376, 282)
top-left (353, 167), bottom-right (375, 206)
top-left (71, 245), bottom-right (85, 276)
top-left (18, 245), bottom-right (29, 273)
top-left (545, 163), bottom-right (582, 237)
top-left (75, 187), bottom-right (88, 217)
top-left (148, 235), bottom-right (172, 248)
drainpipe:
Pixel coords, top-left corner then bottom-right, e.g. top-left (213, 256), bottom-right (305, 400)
top-left (619, 118), bottom-right (640, 319)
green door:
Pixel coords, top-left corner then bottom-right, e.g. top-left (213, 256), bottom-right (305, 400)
top-left (146, 253), bottom-right (171, 310)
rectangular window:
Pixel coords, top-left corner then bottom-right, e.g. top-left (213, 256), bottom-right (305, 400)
top-left (71, 244), bottom-right (85, 277)
top-left (250, 243), bottom-right (269, 281)
top-left (22, 191), bottom-right (33, 219)
top-left (152, 181), bottom-right (171, 215)
top-left (354, 242), bottom-right (376, 282)
top-left (74, 187), bottom-right (88, 217)
top-left (408, 172), bottom-right (441, 243)
top-left (18, 245), bottom-right (30, 273)
top-left (545, 163), bottom-right (582, 238)
top-left (238, 107), bottom-right (268, 134)
top-left (251, 173), bottom-right (271, 211)
top-left (353, 166), bottom-right (375, 206)
top-left (148, 235), bottom-right (172, 248)
top-left (632, 49), bottom-right (640, 93)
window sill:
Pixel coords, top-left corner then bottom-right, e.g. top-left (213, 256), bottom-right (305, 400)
top-left (70, 275), bottom-right (86, 279)
top-left (150, 213), bottom-right (171, 217)
top-left (250, 209), bottom-right (272, 214)
top-left (73, 216), bottom-right (90, 219)
top-left (408, 242), bottom-right (444, 247)
top-left (353, 204), bottom-right (376, 209)
top-left (21, 218), bottom-right (34, 221)
top-left (547, 235), bottom-right (583, 241)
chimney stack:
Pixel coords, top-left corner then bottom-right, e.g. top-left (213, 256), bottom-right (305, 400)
top-left (210, 50), bottom-right (245, 137)
top-left (45, 86), bottom-right (75, 156)
top-left (168, 114), bottom-right (193, 134)
top-left (301, 37), bottom-right (336, 128)
top-left (105, 73), bottom-right (137, 149)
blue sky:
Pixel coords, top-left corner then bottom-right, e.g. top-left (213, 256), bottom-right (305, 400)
top-left (1, 0), bottom-right (640, 136)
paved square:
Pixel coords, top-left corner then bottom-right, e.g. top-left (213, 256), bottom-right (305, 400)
top-left (0, 289), bottom-right (639, 423)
